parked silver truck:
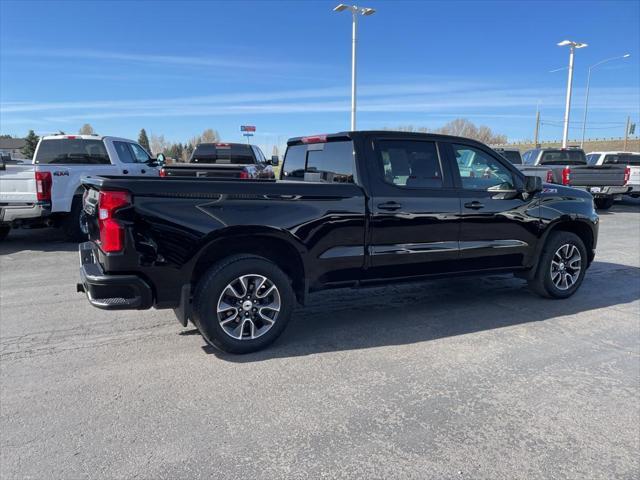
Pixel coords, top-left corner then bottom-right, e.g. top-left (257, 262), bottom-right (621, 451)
top-left (519, 148), bottom-right (629, 209)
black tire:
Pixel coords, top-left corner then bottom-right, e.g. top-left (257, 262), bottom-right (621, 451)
top-left (0, 225), bottom-right (10, 241)
top-left (528, 231), bottom-right (587, 299)
top-left (192, 255), bottom-right (295, 354)
top-left (594, 197), bottom-right (614, 210)
top-left (63, 196), bottom-right (88, 242)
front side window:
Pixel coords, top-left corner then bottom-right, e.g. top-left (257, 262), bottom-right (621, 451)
top-left (282, 141), bottom-right (354, 182)
top-left (35, 139), bottom-right (109, 165)
top-left (377, 140), bottom-right (443, 188)
top-left (453, 144), bottom-right (514, 190)
top-left (522, 150), bottom-right (538, 165)
top-left (129, 143), bottom-right (151, 163)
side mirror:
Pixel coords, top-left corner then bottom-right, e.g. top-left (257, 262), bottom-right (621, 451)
top-left (155, 153), bottom-right (166, 167)
top-left (269, 155), bottom-right (280, 166)
top-left (524, 175), bottom-right (542, 193)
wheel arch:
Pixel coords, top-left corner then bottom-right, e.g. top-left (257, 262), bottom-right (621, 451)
top-left (188, 228), bottom-right (308, 304)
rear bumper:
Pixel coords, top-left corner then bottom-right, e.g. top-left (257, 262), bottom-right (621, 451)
top-left (0, 202), bottom-right (48, 224)
top-left (77, 242), bottom-right (153, 310)
top-left (573, 185), bottom-right (630, 197)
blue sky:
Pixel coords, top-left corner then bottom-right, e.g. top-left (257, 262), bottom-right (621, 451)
top-left (1, 0), bottom-right (638, 153)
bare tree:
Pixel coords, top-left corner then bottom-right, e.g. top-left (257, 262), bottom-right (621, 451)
top-left (435, 118), bottom-right (507, 144)
top-left (149, 133), bottom-right (169, 155)
top-left (78, 123), bottom-right (95, 135)
top-left (201, 129), bottom-right (220, 143)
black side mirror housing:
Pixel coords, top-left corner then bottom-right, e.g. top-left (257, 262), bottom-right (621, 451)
top-left (270, 155), bottom-right (280, 166)
top-left (152, 153), bottom-right (166, 167)
top-left (524, 175), bottom-right (543, 193)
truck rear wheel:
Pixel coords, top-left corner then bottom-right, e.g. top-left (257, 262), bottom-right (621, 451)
top-left (528, 231), bottom-right (587, 299)
top-left (0, 225), bottom-right (10, 241)
top-left (594, 197), bottom-right (614, 210)
top-left (192, 255), bottom-right (295, 354)
top-left (63, 196), bottom-right (88, 242)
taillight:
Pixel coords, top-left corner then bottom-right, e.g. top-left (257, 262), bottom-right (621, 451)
top-left (35, 171), bottom-right (52, 201)
top-left (239, 169), bottom-right (250, 179)
top-left (624, 166), bottom-right (631, 185)
top-left (159, 168), bottom-right (167, 177)
top-left (562, 167), bottom-right (571, 186)
top-left (98, 190), bottom-right (131, 253)
top-left (546, 170), bottom-right (554, 183)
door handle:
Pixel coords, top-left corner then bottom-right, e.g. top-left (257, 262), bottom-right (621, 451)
top-left (377, 201), bottom-right (402, 211)
top-left (141, 169), bottom-right (146, 174)
top-left (464, 201), bottom-right (485, 210)
top-left (122, 169), bottom-right (129, 174)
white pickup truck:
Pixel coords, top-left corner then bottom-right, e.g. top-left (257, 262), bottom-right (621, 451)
top-left (0, 134), bottom-right (161, 241)
top-left (586, 151), bottom-right (640, 199)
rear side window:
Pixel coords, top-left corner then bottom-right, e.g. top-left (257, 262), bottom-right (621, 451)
top-left (539, 150), bottom-right (586, 165)
top-left (282, 141), bottom-right (355, 183)
top-left (603, 154), bottom-right (640, 166)
top-left (191, 144), bottom-right (255, 164)
top-left (522, 150), bottom-right (538, 165)
top-left (113, 141), bottom-right (136, 163)
top-left (378, 140), bottom-right (443, 188)
top-left (35, 139), bottom-right (109, 164)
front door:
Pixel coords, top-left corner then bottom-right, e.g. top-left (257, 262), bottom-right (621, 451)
top-left (366, 137), bottom-right (461, 281)
top-left (447, 142), bottom-right (539, 270)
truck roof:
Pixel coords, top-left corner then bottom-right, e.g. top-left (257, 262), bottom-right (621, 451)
top-left (40, 134), bottom-right (136, 143)
top-left (586, 151), bottom-right (640, 155)
top-left (286, 130), bottom-right (495, 146)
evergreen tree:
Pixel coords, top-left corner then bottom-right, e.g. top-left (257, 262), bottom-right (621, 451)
top-left (22, 130), bottom-right (39, 158)
top-left (138, 129), bottom-right (150, 152)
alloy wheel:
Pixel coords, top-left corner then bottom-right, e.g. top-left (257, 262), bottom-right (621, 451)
top-left (216, 274), bottom-right (281, 340)
top-left (550, 243), bottom-right (582, 291)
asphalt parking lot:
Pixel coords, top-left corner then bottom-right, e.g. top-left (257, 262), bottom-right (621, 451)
top-left (1, 198), bottom-right (639, 480)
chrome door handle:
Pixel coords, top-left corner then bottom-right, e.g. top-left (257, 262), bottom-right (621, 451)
top-left (464, 201), bottom-right (485, 209)
top-left (377, 201), bottom-right (402, 211)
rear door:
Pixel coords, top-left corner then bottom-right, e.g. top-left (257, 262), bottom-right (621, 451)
top-left (446, 142), bottom-right (539, 270)
top-left (365, 136), bottom-right (461, 280)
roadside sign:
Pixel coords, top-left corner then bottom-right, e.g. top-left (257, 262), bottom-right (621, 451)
top-left (241, 125), bottom-right (256, 132)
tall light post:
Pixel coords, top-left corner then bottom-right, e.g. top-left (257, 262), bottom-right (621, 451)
top-left (333, 4), bottom-right (376, 131)
top-left (580, 53), bottom-right (631, 147)
top-left (557, 40), bottom-right (588, 148)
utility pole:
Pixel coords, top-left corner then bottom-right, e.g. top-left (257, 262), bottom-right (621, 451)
top-left (534, 109), bottom-right (541, 147)
top-left (624, 116), bottom-right (630, 151)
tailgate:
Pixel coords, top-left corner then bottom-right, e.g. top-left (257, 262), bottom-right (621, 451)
top-left (568, 166), bottom-right (627, 187)
top-left (629, 166), bottom-right (640, 185)
top-left (0, 165), bottom-right (37, 204)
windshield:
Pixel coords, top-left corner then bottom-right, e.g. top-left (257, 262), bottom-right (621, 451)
top-left (190, 143), bottom-right (256, 164)
top-left (34, 139), bottom-right (110, 164)
top-left (539, 150), bottom-right (586, 165)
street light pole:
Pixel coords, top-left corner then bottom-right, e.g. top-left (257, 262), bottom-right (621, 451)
top-left (334, 4), bottom-right (376, 131)
top-left (580, 54), bottom-right (631, 147)
top-left (557, 40), bottom-right (588, 148)
top-left (351, 10), bottom-right (357, 132)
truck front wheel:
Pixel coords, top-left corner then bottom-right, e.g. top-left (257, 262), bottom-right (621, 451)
top-left (528, 231), bottom-right (587, 299)
top-left (192, 255), bottom-right (295, 354)
top-left (594, 197), bottom-right (614, 210)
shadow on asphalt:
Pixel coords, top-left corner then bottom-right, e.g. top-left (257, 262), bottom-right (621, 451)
top-left (596, 196), bottom-right (640, 215)
top-left (204, 260), bottom-right (640, 362)
top-left (0, 228), bottom-right (78, 254)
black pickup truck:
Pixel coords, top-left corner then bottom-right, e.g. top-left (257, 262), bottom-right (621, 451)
top-left (160, 142), bottom-right (277, 179)
top-left (78, 131), bottom-right (599, 353)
